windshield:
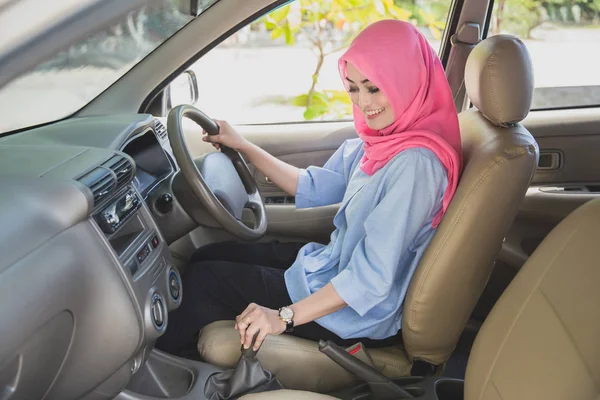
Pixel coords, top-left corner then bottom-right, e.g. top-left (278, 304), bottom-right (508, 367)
top-left (0, 1), bottom-right (213, 134)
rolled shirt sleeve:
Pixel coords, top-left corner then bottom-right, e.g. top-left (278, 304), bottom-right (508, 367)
top-left (295, 138), bottom-right (363, 208)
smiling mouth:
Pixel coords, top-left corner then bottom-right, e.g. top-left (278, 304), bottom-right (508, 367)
top-left (364, 107), bottom-right (385, 118)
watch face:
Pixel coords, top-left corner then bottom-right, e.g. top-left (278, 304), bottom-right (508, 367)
top-left (280, 307), bottom-right (294, 320)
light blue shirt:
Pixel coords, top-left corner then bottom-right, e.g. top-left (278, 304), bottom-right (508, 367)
top-left (284, 138), bottom-right (448, 340)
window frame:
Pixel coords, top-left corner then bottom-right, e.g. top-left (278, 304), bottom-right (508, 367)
top-left (482, 0), bottom-right (600, 112)
top-left (142, 0), bottom-right (461, 126)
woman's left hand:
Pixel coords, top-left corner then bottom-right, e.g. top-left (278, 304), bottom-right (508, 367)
top-left (235, 303), bottom-right (286, 351)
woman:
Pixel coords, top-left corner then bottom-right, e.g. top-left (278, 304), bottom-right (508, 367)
top-left (156, 19), bottom-right (462, 357)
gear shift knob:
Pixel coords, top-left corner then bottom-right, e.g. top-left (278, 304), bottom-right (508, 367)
top-left (240, 333), bottom-right (260, 358)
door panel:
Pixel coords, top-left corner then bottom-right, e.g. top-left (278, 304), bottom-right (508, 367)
top-left (180, 118), bottom-right (356, 246)
top-left (253, 149), bottom-right (339, 200)
top-left (475, 108), bottom-right (600, 320)
top-left (527, 107), bottom-right (600, 185)
top-left (499, 107), bottom-right (600, 269)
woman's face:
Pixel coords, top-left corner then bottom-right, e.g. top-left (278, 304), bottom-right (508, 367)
top-left (345, 62), bottom-right (395, 130)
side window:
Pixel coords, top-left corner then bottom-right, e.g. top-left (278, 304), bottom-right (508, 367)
top-left (489, 0), bottom-right (600, 110)
top-left (181, 0), bottom-right (453, 125)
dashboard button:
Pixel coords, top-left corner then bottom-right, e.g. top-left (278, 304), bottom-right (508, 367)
top-left (155, 193), bottom-right (173, 214)
top-left (137, 244), bottom-right (151, 263)
top-left (151, 236), bottom-right (159, 248)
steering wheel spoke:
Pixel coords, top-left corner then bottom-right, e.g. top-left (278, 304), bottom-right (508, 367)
top-left (167, 105), bottom-right (267, 240)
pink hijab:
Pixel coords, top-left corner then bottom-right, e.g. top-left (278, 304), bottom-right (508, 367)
top-left (338, 20), bottom-right (462, 228)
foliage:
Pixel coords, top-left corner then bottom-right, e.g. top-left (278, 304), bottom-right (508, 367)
top-left (544, 0), bottom-right (600, 20)
top-left (261, 0), bottom-right (449, 120)
top-left (494, 0), bottom-right (600, 38)
top-left (396, 0), bottom-right (450, 39)
top-left (493, 0), bottom-right (544, 38)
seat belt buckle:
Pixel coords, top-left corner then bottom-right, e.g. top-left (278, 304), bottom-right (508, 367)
top-left (345, 342), bottom-right (376, 369)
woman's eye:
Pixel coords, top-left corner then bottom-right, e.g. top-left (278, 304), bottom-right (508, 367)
top-left (348, 87), bottom-right (359, 93)
top-left (368, 87), bottom-right (380, 94)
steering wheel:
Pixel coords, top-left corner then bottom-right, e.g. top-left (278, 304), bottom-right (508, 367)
top-left (167, 105), bottom-right (267, 241)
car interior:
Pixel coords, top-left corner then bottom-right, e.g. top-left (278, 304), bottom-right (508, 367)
top-left (0, 0), bottom-right (598, 399)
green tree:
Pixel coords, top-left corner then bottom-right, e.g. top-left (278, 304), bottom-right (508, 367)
top-left (544, 0), bottom-right (600, 22)
top-left (262, 0), bottom-right (447, 120)
top-left (493, 0), bottom-right (544, 38)
top-left (494, 0), bottom-right (600, 38)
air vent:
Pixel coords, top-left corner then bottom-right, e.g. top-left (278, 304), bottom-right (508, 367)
top-left (154, 119), bottom-right (167, 140)
top-left (103, 155), bottom-right (134, 188)
top-left (78, 167), bottom-right (116, 205)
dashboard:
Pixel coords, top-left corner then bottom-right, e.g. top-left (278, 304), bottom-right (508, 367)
top-left (0, 114), bottom-right (197, 400)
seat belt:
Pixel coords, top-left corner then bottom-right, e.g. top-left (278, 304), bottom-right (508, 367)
top-left (445, 22), bottom-right (482, 112)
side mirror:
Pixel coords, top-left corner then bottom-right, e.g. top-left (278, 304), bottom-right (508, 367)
top-left (167, 70), bottom-right (199, 108)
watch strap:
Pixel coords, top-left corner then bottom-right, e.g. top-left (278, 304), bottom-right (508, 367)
top-left (284, 318), bottom-right (294, 333)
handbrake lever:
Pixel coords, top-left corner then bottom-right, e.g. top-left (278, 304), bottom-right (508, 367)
top-left (318, 340), bottom-right (413, 399)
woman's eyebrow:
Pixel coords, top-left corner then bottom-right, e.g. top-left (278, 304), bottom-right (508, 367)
top-left (345, 77), bottom-right (371, 84)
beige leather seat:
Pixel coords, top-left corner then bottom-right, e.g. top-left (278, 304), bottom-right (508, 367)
top-left (239, 390), bottom-right (338, 400)
top-left (198, 34), bottom-right (539, 393)
top-left (240, 178), bottom-right (600, 400)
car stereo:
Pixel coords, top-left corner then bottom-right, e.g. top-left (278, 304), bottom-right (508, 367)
top-left (95, 188), bottom-right (142, 234)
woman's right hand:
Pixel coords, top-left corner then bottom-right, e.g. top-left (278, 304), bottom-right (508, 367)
top-left (202, 119), bottom-right (249, 153)
top-left (202, 118), bottom-right (301, 197)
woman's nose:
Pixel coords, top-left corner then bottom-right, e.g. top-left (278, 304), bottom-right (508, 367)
top-left (358, 92), bottom-right (371, 109)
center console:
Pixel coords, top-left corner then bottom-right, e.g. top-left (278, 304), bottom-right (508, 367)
top-left (95, 185), bottom-right (183, 370)
top-left (90, 186), bottom-right (225, 400)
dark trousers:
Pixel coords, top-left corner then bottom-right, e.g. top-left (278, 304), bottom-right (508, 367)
top-left (155, 241), bottom-right (401, 357)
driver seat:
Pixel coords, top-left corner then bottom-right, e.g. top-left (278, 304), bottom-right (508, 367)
top-left (197, 34), bottom-right (539, 393)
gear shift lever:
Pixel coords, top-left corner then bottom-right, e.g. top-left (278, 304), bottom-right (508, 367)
top-left (204, 334), bottom-right (283, 400)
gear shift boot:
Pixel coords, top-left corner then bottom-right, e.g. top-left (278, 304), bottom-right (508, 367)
top-left (204, 338), bottom-right (283, 400)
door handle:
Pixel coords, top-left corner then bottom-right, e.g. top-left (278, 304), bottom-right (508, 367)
top-left (537, 151), bottom-right (562, 170)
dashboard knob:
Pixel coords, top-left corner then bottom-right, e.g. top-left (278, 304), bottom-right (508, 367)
top-left (169, 270), bottom-right (181, 301)
top-left (151, 294), bottom-right (165, 329)
top-left (155, 193), bottom-right (173, 214)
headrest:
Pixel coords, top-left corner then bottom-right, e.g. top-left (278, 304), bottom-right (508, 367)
top-left (465, 34), bottom-right (534, 127)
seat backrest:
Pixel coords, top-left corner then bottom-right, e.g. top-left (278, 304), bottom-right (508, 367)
top-left (466, 197), bottom-right (600, 400)
top-left (401, 35), bottom-right (539, 366)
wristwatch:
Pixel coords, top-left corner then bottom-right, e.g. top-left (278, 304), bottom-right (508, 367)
top-left (278, 306), bottom-right (295, 333)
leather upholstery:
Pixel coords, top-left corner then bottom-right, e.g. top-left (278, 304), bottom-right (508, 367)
top-left (465, 34), bottom-right (534, 127)
top-left (198, 33), bottom-right (538, 390)
top-left (239, 390), bottom-right (338, 400)
top-left (400, 34), bottom-right (538, 365)
top-left (198, 321), bottom-right (411, 393)
top-left (402, 108), bottom-right (538, 365)
top-left (465, 198), bottom-right (600, 400)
